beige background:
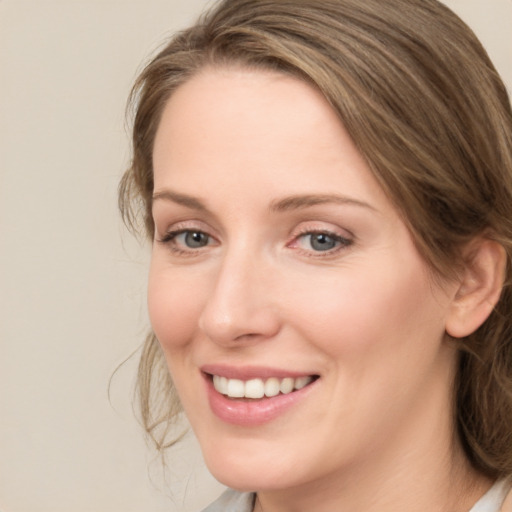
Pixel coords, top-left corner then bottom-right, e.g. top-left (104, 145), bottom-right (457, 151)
top-left (1, 1), bottom-right (510, 511)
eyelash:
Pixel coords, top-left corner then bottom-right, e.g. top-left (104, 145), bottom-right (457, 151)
top-left (156, 227), bottom-right (353, 257)
top-left (290, 229), bottom-right (353, 257)
top-left (156, 229), bottom-right (214, 256)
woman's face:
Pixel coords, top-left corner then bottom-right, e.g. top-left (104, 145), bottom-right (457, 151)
top-left (149, 68), bottom-right (460, 493)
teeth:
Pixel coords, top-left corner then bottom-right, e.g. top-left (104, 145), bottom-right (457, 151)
top-left (227, 378), bottom-right (245, 398)
top-left (280, 377), bottom-right (294, 394)
top-left (213, 375), bottom-right (229, 395)
top-left (294, 376), bottom-right (311, 390)
top-left (245, 378), bottom-right (265, 399)
top-left (264, 377), bottom-right (280, 397)
top-left (213, 375), bottom-right (315, 399)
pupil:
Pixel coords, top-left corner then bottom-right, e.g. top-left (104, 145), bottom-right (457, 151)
top-left (311, 233), bottom-right (335, 251)
top-left (186, 231), bottom-right (207, 248)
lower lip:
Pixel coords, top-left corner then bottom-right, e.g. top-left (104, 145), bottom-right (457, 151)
top-left (204, 375), bottom-right (318, 426)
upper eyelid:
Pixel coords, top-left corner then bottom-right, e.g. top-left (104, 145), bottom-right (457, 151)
top-left (159, 227), bottom-right (215, 242)
top-left (296, 230), bottom-right (352, 241)
top-left (291, 230), bottom-right (353, 247)
top-left (290, 221), bottom-right (354, 240)
top-left (155, 218), bottom-right (215, 236)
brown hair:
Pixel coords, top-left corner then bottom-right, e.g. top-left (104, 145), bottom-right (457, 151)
top-left (119, 0), bottom-right (512, 477)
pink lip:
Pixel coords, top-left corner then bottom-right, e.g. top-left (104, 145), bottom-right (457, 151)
top-left (201, 364), bottom-right (314, 380)
top-left (201, 369), bottom-right (319, 427)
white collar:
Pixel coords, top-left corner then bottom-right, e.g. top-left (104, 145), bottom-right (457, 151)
top-left (470, 480), bottom-right (511, 512)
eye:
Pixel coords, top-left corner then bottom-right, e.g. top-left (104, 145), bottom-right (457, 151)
top-left (305, 233), bottom-right (337, 251)
top-left (176, 230), bottom-right (210, 248)
top-left (294, 231), bottom-right (352, 253)
top-left (157, 229), bottom-right (214, 252)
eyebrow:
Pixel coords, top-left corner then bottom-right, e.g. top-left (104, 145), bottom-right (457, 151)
top-left (269, 194), bottom-right (376, 212)
top-left (152, 190), bottom-right (375, 213)
top-left (152, 190), bottom-right (210, 212)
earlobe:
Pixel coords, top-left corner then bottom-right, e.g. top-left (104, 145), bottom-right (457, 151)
top-left (445, 238), bottom-right (506, 339)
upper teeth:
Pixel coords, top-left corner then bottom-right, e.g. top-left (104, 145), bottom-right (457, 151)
top-left (213, 375), bottom-right (314, 399)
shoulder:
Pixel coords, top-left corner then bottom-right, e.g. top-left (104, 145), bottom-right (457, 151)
top-left (201, 488), bottom-right (255, 512)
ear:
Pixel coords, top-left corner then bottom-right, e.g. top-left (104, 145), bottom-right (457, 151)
top-left (445, 237), bottom-right (506, 339)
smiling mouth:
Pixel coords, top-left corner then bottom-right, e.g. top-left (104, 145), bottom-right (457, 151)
top-left (210, 374), bottom-right (319, 399)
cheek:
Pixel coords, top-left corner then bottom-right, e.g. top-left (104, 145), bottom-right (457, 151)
top-left (285, 256), bottom-right (447, 361)
top-left (147, 265), bottom-right (204, 352)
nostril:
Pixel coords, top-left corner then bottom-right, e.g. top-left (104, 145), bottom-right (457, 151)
top-left (234, 332), bottom-right (259, 342)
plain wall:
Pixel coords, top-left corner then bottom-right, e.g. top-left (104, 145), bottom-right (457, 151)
top-left (1, 1), bottom-right (511, 511)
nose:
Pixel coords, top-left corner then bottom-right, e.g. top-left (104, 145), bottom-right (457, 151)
top-left (198, 249), bottom-right (281, 346)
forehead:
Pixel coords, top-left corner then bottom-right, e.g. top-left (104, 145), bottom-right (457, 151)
top-left (152, 67), bottom-right (390, 213)
top-left (153, 67), bottom-right (336, 158)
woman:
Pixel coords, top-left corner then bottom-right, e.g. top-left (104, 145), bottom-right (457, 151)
top-left (119, 0), bottom-right (512, 510)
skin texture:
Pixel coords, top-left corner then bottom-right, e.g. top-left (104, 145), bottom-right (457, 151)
top-left (149, 68), bottom-right (494, 511)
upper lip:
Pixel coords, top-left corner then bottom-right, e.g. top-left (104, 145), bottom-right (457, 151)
top-left (201, 364), bottom-right (318, 381)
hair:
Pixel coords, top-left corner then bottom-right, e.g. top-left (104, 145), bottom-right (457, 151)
top-left (119, 0), bottom-right (512, 478)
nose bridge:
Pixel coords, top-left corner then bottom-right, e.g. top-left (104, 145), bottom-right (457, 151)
top-left (198, 241), bottom-right (279, 345)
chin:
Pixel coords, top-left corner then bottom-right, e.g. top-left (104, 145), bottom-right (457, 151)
top-left (199, 436), bottom-right (302, 492)
top-left (208, 463), bottom-right (292, 493)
